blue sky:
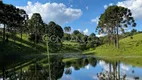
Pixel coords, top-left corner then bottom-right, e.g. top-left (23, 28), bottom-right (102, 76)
top-left (3, 0), bottom-right (142, 36)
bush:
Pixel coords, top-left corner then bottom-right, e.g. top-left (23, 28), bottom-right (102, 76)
top-left (79, 43), bottom-right (87, 50)
top-left (86, 41), bottom-right (96, 49)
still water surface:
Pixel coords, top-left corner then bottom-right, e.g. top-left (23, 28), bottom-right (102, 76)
top-left (61, 58), bottom-right (142, 80)
top-left (0, 55), bottom-right (142, 80)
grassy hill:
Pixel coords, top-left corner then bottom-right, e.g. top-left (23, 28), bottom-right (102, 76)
top-left (84, 33), bottom-right (142, 67)
top-left (0, 33), bottom-right (47, 55)
top-left (60, 41), bottom-right (81, 53)
top-left (0, 32), bottom-right (82, 55)
top-left (84, 33), bottom-right (142, 56)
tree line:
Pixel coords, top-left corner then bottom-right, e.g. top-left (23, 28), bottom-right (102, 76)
top-left (0, 1), bottom-right (64, 52)
top-left (63, 27), bottom-right (101, 50)
top-left (0, 1), bottom-right (101, 52)
top-left (0, 1), bottom-right (138, 53)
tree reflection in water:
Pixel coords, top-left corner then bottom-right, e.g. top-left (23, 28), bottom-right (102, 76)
top-left (0, 56), bottom-right (140, 80)
top-left (65, 68), bottom-right (72, 75)
top-left (97, 61), bottom-right (140, 80)
top-left (97, 61), bottom-right (121, 80)
top-left (64, 57), bottom-right (97, 73)
top-left (64, 58), bottom-right (140, 80)
top-left (0, 56), bottom-right (64, 80)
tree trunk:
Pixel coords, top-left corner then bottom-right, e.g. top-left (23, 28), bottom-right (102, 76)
top-left (118, 61), bottom-right (120, 80)
top-left (116, 26), bottom-right (119, 49)
top-left (108, 35), bottom-right (110, 45)
top-left (109, 62), bottom-right (111, 79)
top-left (20, 27), bottom-right (23, 45)
top-left (3, 24), bottom-right (5, 44)
top-left (113, 63), bottom-right (117, 80)
top-left (13, 28), bottom-right (16, 43)
top-left (112, 27), bottom-right (117, 48)
top-left (35, 26), bottom-right (37, 49)
top-left (2, 67), bottom-right (5, 80)
top-left (114, 34), bottom-right (117, 48)
top-left (20, 64), bottom-right (22, 80)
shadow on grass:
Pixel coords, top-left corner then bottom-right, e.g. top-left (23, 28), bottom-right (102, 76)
top-left (0, 33), bottom-right (47, 70)
top-left (0, 34), bottom-right (46, 55)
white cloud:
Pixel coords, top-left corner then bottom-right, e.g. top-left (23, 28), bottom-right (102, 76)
top-left (104, 5), bottom-right (108, 9)
top-left (70, 5), bottom-right (73, 7)
top-left (85, 65), bottom-right (90, 70)
top-left (121, 64), bottom-right (130, 74)
top-left (86, 6), bottom-right (89, 10)
top-left (109, 3), bottom-right (113, 6)
top-left (78, 29), bottom-right (81, 32)
top-left (0, 24), bottom-right (4, 28)
top-left (121, 64), bottom-right (129, 71)
top-left (104, 3), bottom-right (113, 9)
top-left (83, 29), bottom-right (88, 35)
top-left (99, 60), bottom-right (109, 71)
top-left (92, 75), bottom-right (98, 80)
top-left (91, 17), bottom-right (99, 24)
top-left (96, 34), bottom-right (106, 37)
top-left (117, 0), bottom-right (142, 20)
top-left (17, 1), bottom-right (82, 25)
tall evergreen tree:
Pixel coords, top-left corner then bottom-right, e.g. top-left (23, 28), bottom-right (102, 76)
top-left (97, 6), bottom-right (136, 48)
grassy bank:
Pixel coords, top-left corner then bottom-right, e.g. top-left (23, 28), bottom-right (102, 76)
top-left (83, 33), bottom-right (142, 67)
top-left (0, 33), bottom-right (47, 55)
top-left (84, 33), bottom-right (142, 56)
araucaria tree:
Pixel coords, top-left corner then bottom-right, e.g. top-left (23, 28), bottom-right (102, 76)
top-left (64, 26), bottom-right (71, 33)
top-left (0, 1), bottom-right (27, 45)
top-left (45, 21), bottom-right (64, 52)
top-left (27, 13), bottom-right (44, 44)
top-left (96, 5), bottom-right (136, 48)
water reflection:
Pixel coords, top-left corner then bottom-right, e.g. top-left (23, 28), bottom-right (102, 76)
top-left (64, 57), bottom-right (97, 70)
top-left (62, 57), bottom-right (141, 80)
top-left (0, 56), bottom-right (64, 80)
top-left (0, 56), bottom-right (142, 80)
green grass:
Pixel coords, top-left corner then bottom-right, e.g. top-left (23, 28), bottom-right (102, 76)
top-left (63, 41), bottom-right (79, 45)
top-left (83, 33), bottom-right (142, 67)
top-left (62, 58), bottom-right (79, 62)
top-left (0, 32), bottom-right (81, 69)
top-left (0, 32), bottom-right (48, 70)
top-left (84, 33), bottom-right (142, 56)
top-left (60, 41), bottom-right (81, 53)
top-left (0, 33), bottom-right (47, 55)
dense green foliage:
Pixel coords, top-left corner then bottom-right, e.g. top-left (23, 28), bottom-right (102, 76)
top-left (45, 21), bottom-right (64, 52)
top-left (27, 13), bottom-right (44, 43)
top-left (0, 1), bottom-right (64, 53)
top-left (62, 29), bottom-right (101, 51)
top-left (64, 26), bottom-right (71, 33)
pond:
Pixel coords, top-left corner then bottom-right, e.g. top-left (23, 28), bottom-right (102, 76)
top-left (61, 57), bottom-right (142, 80)
top-left (0, 55), bottom-right (142, 80)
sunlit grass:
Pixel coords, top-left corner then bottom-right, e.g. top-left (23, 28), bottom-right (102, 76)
top-left (62, 58), bottom-right (79, 62)
top-left (83, 33), bottom-right (142, 67)
top-left (84, 33), bottom-right (142, 56)
top-left (63, 41), bottom-right (79, 45)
